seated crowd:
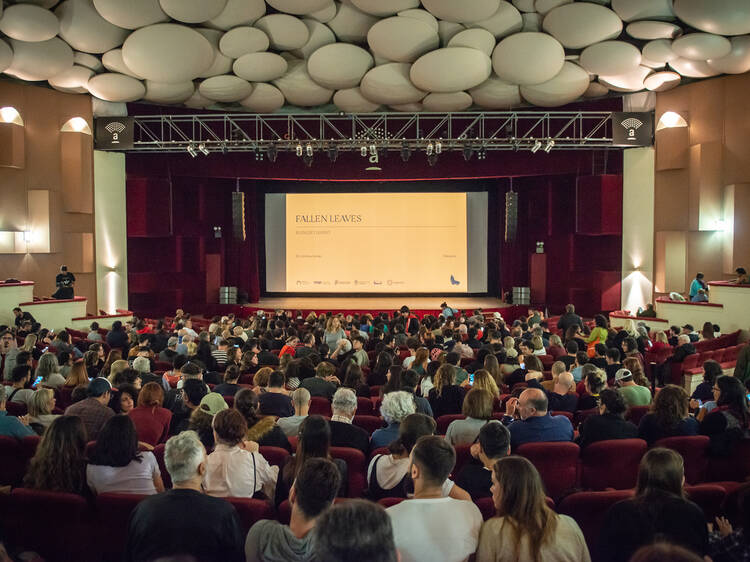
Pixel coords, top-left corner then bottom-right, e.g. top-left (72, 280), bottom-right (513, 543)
top-left (0, 304), bottom-right (749, 561)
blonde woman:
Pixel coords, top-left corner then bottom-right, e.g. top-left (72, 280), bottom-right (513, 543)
top-left (547, 334), bottom-right (565, 359)
top-left (28, 388), bottom-right (60, 431)
top-left (428, 364), bottom-right (466, 418)
top-left (651, 331), bottom-right (671, 352)
top-left (471, 369), bottom-right (500, 398)
top-left (63, 361), bottom-right (89, 388)
top-left (324, 317), bottom-right (347, 352)
top-left (20, 333), bottom-right (38, 357)
top-left (503, 337), bottom-right (518, 359)
top-left (107, 359), bottom-right (130, 385)
top-left (35, 352), bottom-right (65, 389)
top-left (531, 335), bottom-right (547, 356)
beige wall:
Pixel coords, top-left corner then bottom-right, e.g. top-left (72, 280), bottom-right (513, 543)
top-left (0, 82), bottom-right (97, 313)
top-left (94, 151), bottom-right (128, 314)
top-left (655, 74), bottom-right (750, 295)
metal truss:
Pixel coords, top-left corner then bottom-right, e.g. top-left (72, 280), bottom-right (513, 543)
top-left (127, 111), bottom-right (623, 154)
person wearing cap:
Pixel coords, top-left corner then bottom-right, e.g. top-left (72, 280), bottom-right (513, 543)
top-left (615, 368), bottom-right (652, 407)
top-left (63, 377), bottom-right (115, 441)
top-left (188, 392), bottom-right (228, 453)
top-left (734, 267), bottom-right (749, 284)
top-left (681, 324), bottom-right (699, 343)
top-left (159, 336), bottom-right (179, 363)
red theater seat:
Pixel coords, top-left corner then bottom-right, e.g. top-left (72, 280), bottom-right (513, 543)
top-left (557, 490), bottom-right (634, 555)
top-left (453, 444), bottom-right (473, 477)
top-left (352, 415), bottom-right (385, 435)
top-left (517, 441), bottom-right (580, 502)
top-left (226, 497), bottom-right (274, 535)
top-left (153, 443), bottom-right (170, 488)
top-left (707, 439), bottom-right (750, 484)
top-left (223, 394), bottom-right (234, 408)
top-left (309, 396), bottom-right (331, 416)
top-left (95, 493), bottom-right (147, 558)
top-left (377, 497), bottom-right (405, 509)
top-left (0, 436), bottom-right (24, 486)
top-left (259, 446), bottom-right (290, 469)
top-left (6, 401), bottom-right (27, 417)
top-left (684, 484), bottom-right (727, 522)
top-left (331, 446), bottom-right (367, 498)
top-left (436, 414), bottom-right (465, 435)
top-left (356, 397), bottom-right (374, 416)
top-left (625, 405), bottom-right (650, 426)
top-left (655, 435), bottom-right (710, 485)
top-left (581, 439), bottom-right (647, 490)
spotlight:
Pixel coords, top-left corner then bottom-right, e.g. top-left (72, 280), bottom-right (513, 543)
top-left (302, 153), bottom-right (313, 167)
top-left (198, 143), bottom-right (209, 156)
top-left (463, 143), bottom-right (474, 161)
top-left (327, 144), bottom-right (338, 163)
top-left (478, 148), bottom-right (486, 160)
top-left (544, 139), bottom-right (555, 153)
top-left (220, 144), bottom-right (227, 155)
top-left (530, 140), bottom-right (542, 153)
top-left (296, 143), bottom-right (303, 157)
top-left (426, 142), bottom-right (434, 156)
top-left (435, 140), bottom-right (442, 155)
top-left (306, 143), bottom-right (313, 156)
top-left (361, 145), bottom-right (368, 157)
top-left (427, 153), bottom-right (438, 167)
top-left (400, 141), bottom-right (411, 162)
top-left (186, 144), bottom-right (197, 158)
top-left (369, 144), bottom-right (377, 157)
top-left (267, 144), bottom-right (278, 162)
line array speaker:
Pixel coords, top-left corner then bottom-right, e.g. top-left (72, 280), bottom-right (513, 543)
top-left (232, 192), bottom-right (246, 241)
top-left (505, 190), bottom-right (518, 243)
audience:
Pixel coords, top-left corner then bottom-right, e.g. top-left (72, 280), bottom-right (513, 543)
top-left (577, 368), bottom-right (607, 410)
top-left (27, 387), bottom-right (59, 432)
top-left (63, 378), bottom-right (114, 441)
top-left (445, 388), bottom-right (498, 446)
top-left (399, 368), bottom-right (434, 416)
top-left (234, 388), bottom-right (292, 452)
top-left (328, 387), bottom-right (370, 454)
top-left (87, 415), bottom-right (164, 495)
top-left (386, 436), bottom-right (483, 562)
top-left (638, 385), bottom-right (699, 445)
top-left (24, 416), bottom-right (88, 495)
top-left (477, 456), bottom-right (590, 561)
top-left (299, 361), bottom-right (338, 400)
top-left (456, 422), bottom-right (511, 500)
top-left (0, 384), bottom-right (35, 438)
top-left (710, 484), bottom-right (750, 561)
top-left (189, 392), bottom-right (228, 452)
top-left (277, 387), bottom-right (310, 437)
top-left (124, 431), bottom-right (244, 562)
top-left (700, 375), bottom-right (750, 455)
top-left (428, 363), bottom-right (466, 417)
top-left (372, 390), bottom-right (416, 450)
top-left (35, 352), bottom-right (65, 389)
top-left (128, 381), bottom-right (172, 446)
top-left (544, 370), bottom-right (578, 413)
top-left (504, 388), bottom-right (574, 451)
top-left (4, 364), bottom-right (34, 405)
top-left (576, 389), bottom-right (638, 449)
top-left (599, 448), bottom-right (708, 562)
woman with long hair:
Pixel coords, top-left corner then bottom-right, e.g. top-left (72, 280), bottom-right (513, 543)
top-left (587, 315), bottom-right (609, 344)
top-left (63, 361), bottom-right (89, 388)
top-left (20, 333), bottom-right (41, 360)
top-left (428, 364), bottom-right (466, 418)
top-left (599, 448), bottom-right (708, 562)
top-left (35, 352), bottom-right (65, 389)
top-left (83, 349), bottom-right (101, 379)
top-left (234, 388), bottom-right (291, 451)
top-left (323, 316), bottom-right (347, 353)
top-left (127, 382), bottom-right (172, 446)
top-left (638, 385), bottom-right (699, 445)
top-left (547, 334), bottom-right (565, 360)
top-left (701, 375), bottom-right (750, 455)
top-left (476, 456), bottom-right (590, 562)
top-left (116, 383), bottom-right (139, 415)
top-left (472, 369), bottom-right (500, 398)
top-left (342, 362), bottom-right (370, 398)
top-left (239, 350), bottom-right (259, 375)
top-left (86, 415), bottom-right (164, 495)
top-left (24, 416), bottom-right (89, 496)
top-left (369, 351), bottom-right (393, 386)
top-left (483, 355), bottom-right (503, 388)
top-left (274, 415), bottom-right (347, 505)
top-left (651, 331), bottom-right (671, 352)
top-left (381, 365), bottom-right (403, 397)
top-left (411, 347), bottom-right (429, 376)
top-left (622, 357), bottom-right (650, 387)
top-left (100, 349), bottom-right (122, 379)
top-left (689, 360), bottom-right (723, 404)
top-left (27, 388), bottom-right (60, 432)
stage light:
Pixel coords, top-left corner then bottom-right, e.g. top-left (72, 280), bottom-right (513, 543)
top-left (327, 144), bottom-right (338, 162)
top-left (530, 140), bottom-right (542, 153)
top-left (462, 143), bottom-right (474, 161)
top-left (400, 141), bottom-right (411, 162)
top-left (220, 144), bottom-right (227, 154)
top-left (267, 144), bottom-right (278, 162)
top-left (186, 144), bottom-right (197, 158)
top-left (478, 148), bottom-right (486, 160)
top-left (306, 143), bottom-right (313, 157)
top-left (426, 142), bottom-right (434, 156)
top-left (435, 140), bottom-right (442, 155)
top-left (544, 139), bottom-right (555, 153)
top-left (369, 144), bottom-right (377, 157)
top-left (302, 153), bottom-right (313, 167)
top-left (361, 145), bottom-right (368, 157)
top-left (198, 143), bottom-right (209, 156)
top-left (296, 143), bottom-right (303, 157)
top-left (427, 153), bottom-right (438, 167)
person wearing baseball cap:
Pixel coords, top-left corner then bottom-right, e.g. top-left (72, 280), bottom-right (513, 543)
top-left (64, 377), bottom-right (114, 440)
top-left (188, 392), bottom-right (228, 452)
top-left (614, 368), bottom-right (652, 407)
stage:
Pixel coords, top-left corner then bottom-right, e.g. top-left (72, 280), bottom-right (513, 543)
top-left (206, 296), bottom-right (525, 321)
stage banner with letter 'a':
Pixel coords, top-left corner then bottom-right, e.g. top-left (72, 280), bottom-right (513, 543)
top-left (94, 117), bottom-right (134, 150)
top-left (612, 112), bottom-right (653, 147)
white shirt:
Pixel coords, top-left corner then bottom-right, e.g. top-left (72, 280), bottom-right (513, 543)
top-left (387, 496), bottom-right (483, 562)
top-left (204, 444), bottom-right (278, 498)
top-left (420, 377), bottom-right (434, 399)
top-left (367, 455), bottom-right (455, 496)
top-left (2, 386), bottom-right (35, 405)
top-left (402, 356), bottom-right (416, 369)
top-left (86, 451), bottom-right (161, 495)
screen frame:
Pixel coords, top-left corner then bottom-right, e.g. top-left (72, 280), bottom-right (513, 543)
top-left (256, 180), bottom-right (499, 298)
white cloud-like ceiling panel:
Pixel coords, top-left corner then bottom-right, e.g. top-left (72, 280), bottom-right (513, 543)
top-left (327, 3), bottom-right (379, 43)
top-left (672, 33), bottom-right (732, 61)
top-left (254, 14), bottom-right (309, 51)
top-left (469, 75), bottom-right (522, 108)
top-left (5, 36), bottom-right (73, 80)
top-left (707, 35), bottom-right (750, 74)
top-left (360, 62), bottom-right (426, 104)
top-left (351, 0), bottom-right (420, 18)
top-left (266, 0), bottom-right (331, 16)
top-left (291, 19), bottom-right (335, 59)
top-left (219, 27), bottom-right (269, 59)
top-left (398, 9), bottom-right (438, 31)
top-left (673, 0), bottom-right (750, 36)
top-left (199, 74), bottom-right (253, 102)
top-left (580, 41), bottom-right (641, 77)
top-left (307, 43), bottom-right (373, 90)
top-left (643, 71), bottom-right (681, 92)
top-left (48, 64), bottom-right (93, 89)
top-left (520, 61), bottom-right (590, 106)
top-left (492, 31), bottom-right (564, 85)
top-left (410, 47), bottom-right (492, 93)
top-left (0, 39), bottom-right (12, 73)
top-left (448, 29), bottom-right (496, 57)
top-left (0, 4), bottom-right (59, 42)
top-left (159, 0), bottom-right (227, 24)
top-left (368, 16), bottom-right (439, 63)
top-left (543, 3), bottom-right (622, 49)
top-left (611, 0), bottom-right (674, 23)
top-left (206, 0), bottom-right (266, 30)
top-left (55, 0), bottom-right (128, 54)
top-left (87, 72), bottom-right (145, 101)
top-left (626, 21), bottom-right (682, 41)
top-left (422, 91), bottom-right (473, 111)
top-left (468, 2), bottom-right (523, 39)
top-left (421, 0), bottom-right (500, 24)
top-left (272, 58), bottom-right (333, 106)
top-left (92, 0), bottom-right (168, 30)
top-left (233, 52), bottom-right (288, 82)
top-left (240, 82), bottom-right (285, 112)
top-left (102, 48), bottom-right (143, 78)
top-left (74, 51), bottom-right (103, 71)
top-left (143, 80), bottom-right (195, 104)
top-left (333, 87), bottom-right (381, 112)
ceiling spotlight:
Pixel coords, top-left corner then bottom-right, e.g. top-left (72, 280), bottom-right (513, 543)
top-left (530, 140), bottom-right (542, 153)
top-left (361, 145), bottom-right (368, 157)
top-left (302, 153), bottom-right (313, 167)
top-left (369, 144), bottom-right (377, 157)
top-left (306, 143), bottom-right (313, 156)
top-left (463, 143), bottom-right (474, 161)
top-left (400, 141), bottom-right (411, 162)
top-left (296, 143), bottom-right (303, 157)
top-left (198, 143), bottom-right (209, 156)
top-left (544, 139), bottom-right (555, 153)
top-left (478, 148), bottom-right (487, 160)
top-left (327, 144), bottom-right (338, 163)
top-left (435, 140), bottom-right (442, 155)
top-left (186, 144), bottom-right (197, 158)
top-left (267, 144), bottom-right (278, 162)
top-left (426, 142), bottom-right (434, 156)
top-left (427, 153), bottom-right (438, 167)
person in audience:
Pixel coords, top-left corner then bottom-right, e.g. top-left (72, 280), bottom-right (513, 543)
top-left (735, 266), bottom-right (750, 284)
top-left (252, 366), bottom-right (273, 391)
top-left (277, 387), bottom-right (310, 438)
top-left (99, 349), bottom-right (122, 380)
top-left (559, 341), bottom-right (578, 372)
top-left (544, 371), bottom-right (578, 413)
top-left (557, 304), bottom-right (584, 335)
top-left (234, 388), bottom-right (291, 452)
top-left (503, 336), bottom-right (518, 360)
top-left (630, 543), bottom-right (705, 562)
top-left (204, 408), bottom-right (277, 499)
top-left (0, 384), bottom-right (35, 438)
top-left (114, 383), bottom-right (137, 415)
top-left (128, 381), bottom-right (172, 446)
top-left (456, 422), bottom-right (511, 501)
top-left (372, 390), bottom-right (417, 450)
top-left (470, 368), bottom-right (501, 398)
top-left (446, 388), bottom-right (498, 446)
top-left (342, 362), bottom-right (371, 398)
top-left (604, 347), bottom-right (623, 380)
top-left (62, 360), bottom-right (89, 389)
top-left (275, 415), bottom-right (348, 505)
top-left (245, 457), bottom-right (342, 562)
top-left (598, 448), bottom-right (708, 562)
top-left (710, 484), bottom-right (750, 561)
top-left (124, 430), bottom-right (244, 562)
top-left (381, 364), bottom-right (404, 396)
top-left (477, 456), bottom-right (590, 562)
top-left (638, 385), bottom-right (699, 446)
top-left (329, 387), bottom-right (370, 454)
top-left (159, 337), bottom-right (179, 363)
top-left (189, 392), bottom-right (228, 453)
top-left (24, 416), bottom-right (88, 495)
top-left (168, 377), bottom-right (204, 434)
top-left (85, 321), bottom-right (102, 342)
top-left (399, 368), bottom-right (434, 416)
top-left (106, 321), bottom-right (129, 354)
top-left (570, 351), bottom-right (589, 383)
top-left (0, 329), bottom-right (19, 381)
top-left (258, 371), bottom-right (293, 417)
top-left (545, 334), bottom-right (564, 360)
top-left (350, 335), bottom-right (369, 367)
top-left (132, 355), bottom-right (161, 388)
top-left (83, 349), bottom-right (101, 379)
top-left (689, 272), bottom-right (708, 300)
top-left (313, 499), bottom-right (397, 562)
top-left (615, 367), bottom-right (652, 407)
top-left (3, 364), bottom-right (34, 405)
top-left (504, 388), bottom-right (574, 451)
top-left (387, 435), bottom-right (483, 562)
top-left (577, 368), bottom-right (607, 410)
top-left (213, 365), bottom-right (241, 398)
top-left (35, 351), bottom-right (65, 389)
top-left (428, 364), bottom-right (466, 418)
top-left (700, 375), bottom-right (750, 455)
top-left (64, 377), bottom-right (114, 441)
top-left (576, 389), bottom-right (638, 449)
top-left (27, 387), bottom-right (60, 432)
top-left (622, 356), bottom-right (650, 386)
top-left (300, 361), bottom-right (338, 400)
top-left (736, 343), bottom-right (750, 384)
top-left (369, 351), bottom-right (393, 387)
top-left (86, 415), bottom-right (164, 495)
top-left (690, 360), bottom-right (723, 404)
top-left (323, 317), bottom-right (347, 352)
top-left (108, 359), bottom-right (133, 387)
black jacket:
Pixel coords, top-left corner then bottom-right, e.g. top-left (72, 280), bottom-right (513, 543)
top-left (576, 413), bottom-right (638, 449)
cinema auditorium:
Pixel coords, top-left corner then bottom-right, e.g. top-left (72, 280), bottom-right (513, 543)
top-left (1, 1), bottom-right (750, 561)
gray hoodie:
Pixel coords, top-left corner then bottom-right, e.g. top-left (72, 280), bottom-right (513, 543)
top-left (244, 519), bottom-right (315, 562)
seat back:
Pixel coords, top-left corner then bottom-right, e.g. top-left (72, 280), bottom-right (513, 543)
top-left (153, 443), bottom-right (170, 488)
top-left (352, 415), bottom-right (385, 435)
top-left (95, 493), bottom-right (147, 559)
top-left (356, 397), bottom-right (374, 416)
top-left (6, 401), bottom-right (27, 417)
top-left (225, 497), bottom-right (275, 535)
top-left (684, 484), bottom-right (727, 522)
top-left (223, 395), bottom-right (234, 408)
top-left (377, 497), bottom-right (404, 509)
top-left (551, 411), bottom-right (574, 422)
top-left (625, 405), bottom-right (650, 426)
top-left (436, 414), bottom-right (465, 435)
top-left (0, 436), bottom-right (24, 486)
top-left (258, 446), bottom-right (290, 469)
top-left (330, 446), bottom-right (367, 498)
top-left (581, 439), bottom-right (647, 490)
top-left (558, 490), bottom-right (634, 555)
top-left (708, 439), bottom-right (750, 483)
top-left (453, 444), bottom-right (473, 477)
top-left (654, 435), bottom-right (710, 485)
top-left (309, 396), bottom-right (331, 416)
top-left (517, 441), bottom-right (581, 502)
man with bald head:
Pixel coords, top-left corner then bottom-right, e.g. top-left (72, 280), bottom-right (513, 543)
top-left (547, 372), bottom-right (578, 413)
top-left (503, 388), bottom-right (574, 451)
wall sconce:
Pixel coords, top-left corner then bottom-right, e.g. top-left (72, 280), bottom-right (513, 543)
top-left (61, 117), bottom-right (92, 135)
top-left (23, 230), bottom-right (32, 243)
top-left (655, 111), bottom-right (688, 131)
top-left (713, 219), bottom-right (728, 232)
top-left (0, 107), bottom-right (23, 126)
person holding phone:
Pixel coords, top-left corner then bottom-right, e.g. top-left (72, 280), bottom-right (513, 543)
top-left (52, 265), bottom-right (75, 300)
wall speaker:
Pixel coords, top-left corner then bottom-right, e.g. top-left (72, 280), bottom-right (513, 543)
top-left (232, 192), bottom-right (246, 241)
top-left (505, 190), bottom-right (518, 243)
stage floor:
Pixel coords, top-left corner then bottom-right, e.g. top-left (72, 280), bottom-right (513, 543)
top-left (251, 296), bottom-right (510, 311)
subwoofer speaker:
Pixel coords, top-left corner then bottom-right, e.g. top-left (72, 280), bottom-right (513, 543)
top-left (232, 192), bottom-right (246, 241)
top-left (505, 190), bottom-right (518, 243)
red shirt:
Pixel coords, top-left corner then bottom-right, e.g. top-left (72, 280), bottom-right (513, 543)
top-left (279, 345), bottom-right (296, 357)
top-left (128, 406), bottom-right (172, 446)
